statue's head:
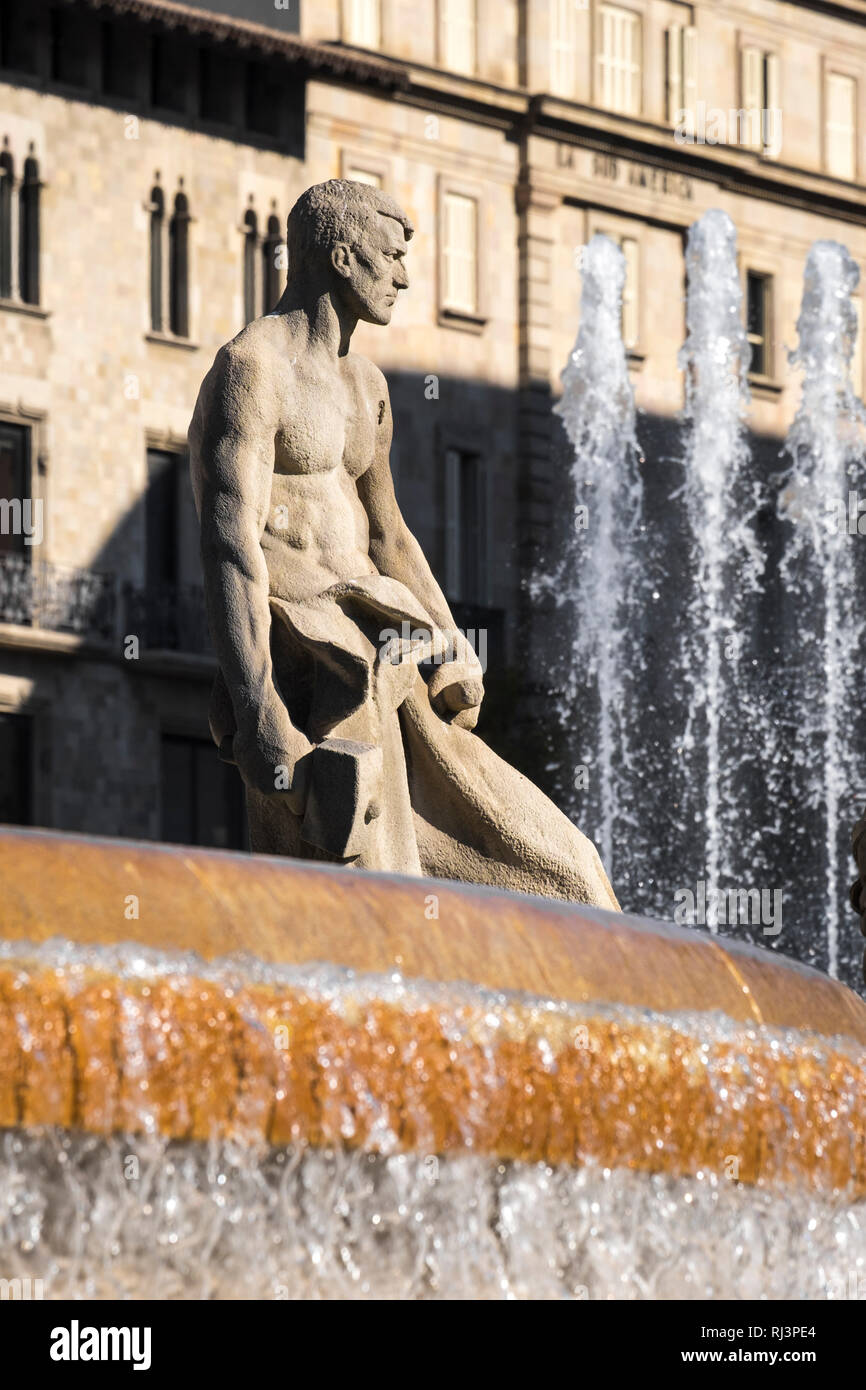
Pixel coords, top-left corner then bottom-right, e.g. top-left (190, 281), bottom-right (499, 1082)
top-left (286, 179), bottom-right (413, 325)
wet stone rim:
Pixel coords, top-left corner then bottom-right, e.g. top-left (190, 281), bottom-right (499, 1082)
top-left (0, 946), bottom-right (864, 1198)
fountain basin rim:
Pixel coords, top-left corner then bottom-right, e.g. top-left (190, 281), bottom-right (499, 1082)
top-left (1, 826), bottom-right (865, 1046)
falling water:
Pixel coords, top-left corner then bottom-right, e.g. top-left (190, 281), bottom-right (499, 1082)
top-left (543, 232), bottom-right (643, 877)
top-left (778, 242), bottom-right (866, 978)
top-left (678, 210), bottom-right (763, 922)
top-left (1, 939), bottom-right (865, 1299)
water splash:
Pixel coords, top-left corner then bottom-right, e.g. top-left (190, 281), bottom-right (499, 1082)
top-left (2, 1132), bottom-right (865, 1300)
top-left (677, 210), bottom-right (764, 922)
top-left (539, 232), bottom-right (643, 877)
top-left (778, 241), bottom-right (866, 978)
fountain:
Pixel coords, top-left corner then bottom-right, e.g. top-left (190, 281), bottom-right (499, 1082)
top-left (778, 242), bottom-right (866, 980)
top-left (548, 212), bottom-right (866, 987)
top-left (537, 232), bottom-right (644, 881)
top-left (677, 211), bottom-right (765, 918)
top-left (4, 206), bottom-right (866, 1300)
top-left (1, 827), bottom-right (866, 1299)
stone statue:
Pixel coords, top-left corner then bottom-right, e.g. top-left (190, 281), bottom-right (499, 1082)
top-left (189, 180), bottom-right (618, 909)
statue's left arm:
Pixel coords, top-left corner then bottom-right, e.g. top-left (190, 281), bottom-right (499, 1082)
top-left (356, 374), bottom-right (484, 729)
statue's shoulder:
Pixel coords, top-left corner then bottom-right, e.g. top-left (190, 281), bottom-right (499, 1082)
top-left (217, 317), bottom-right (285, 381)
top-left (345, 351), bottom-right (388, 395)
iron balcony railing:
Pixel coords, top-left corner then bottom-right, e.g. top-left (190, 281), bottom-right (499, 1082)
top-left (0, 556), bottom-right (213, 655)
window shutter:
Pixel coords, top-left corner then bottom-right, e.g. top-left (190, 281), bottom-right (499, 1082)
top-left (763, 51), bottom-right (780, 155)
top-left (346, 0), bottom-right (380, 48)
top-left (741, 46), bottom-right (763, 147)
top-left (551, 0), bottom-right (577, 98)
top-left (682, 25), bottom-right (698, 131)
top-left (627, 11), bottom-right (641, 115)
top-left (442, 0), bottom-right (476, 76)
top-left (666, 23), bottom-right (682, 125)
top-left (598, 5), bottom-right (641, 115)
top-left (826, 72), bottom-right (856, 179)
top-left (443, 192), bottom-right (478, 315)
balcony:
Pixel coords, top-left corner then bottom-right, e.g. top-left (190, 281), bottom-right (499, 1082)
top-left (0, 554), bottom-right (116, 641)
top-left (122, 581), bottom-right (212, 656)
top-left (0, 556), bottom-right (213, 659)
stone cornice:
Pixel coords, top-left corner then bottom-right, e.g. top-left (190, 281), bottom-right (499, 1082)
top-left (527, 96), bottom-right (866, 227)
top-left (80, 0), bottom-right (409, 88)
top-left (35, 1), bottom-right (866, 225)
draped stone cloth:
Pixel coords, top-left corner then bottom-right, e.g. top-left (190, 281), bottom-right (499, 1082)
top-left (237, 574), bottom-right (619, 911)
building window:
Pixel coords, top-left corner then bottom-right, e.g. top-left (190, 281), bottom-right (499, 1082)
top-left (343, 0), bottom-right (381, 48)
top-left (826, 71), bottom-right (857, 180)
top-left (262, 213), bottom-right (284, 314)
top-left (0, 147), bottom-right (40, 307)
top-left (344, 166), bottom-right (382, 188)
top-left (243, 207), bottom-right (257, 325)
top-left (620, 235), bottom-right (640, 349)
top-left (551, 0), bottom-right (579, 98)
top-left (665, 20), bottom-right (697, 129)
top-left (145, 449), bottom-right (180, 594)
top-left (19, 154), bottom-right (39, 306)
top-left (151, 32), bottom-right (190, 113)
top-left (101, 19), bottom-right (140, 100)
top-left (597, 3), bottom-right (641, 116)
top-left (0, 712), bottom-right (31, 826)
top-left (0, 4), bottom-right (40, 75)
top-left (0, 149), bottom-right (12, 301)
top-left (137, 446), bottom-right (204, 651)
top-left (245, 60), bottom-right (283, 138)
top-left (149, 184), bottom-right (164, 332)
top-left (444, 448), bottom-right (488, 605)
top-left (169, 189), bottom-right (190, 338)
top-left (51, 5), bottom-right (92, 88)
top-left (440, 0), bottom-right (476, 77)
top-left (740, 46), bottom-right (780, 155)
top-left (161, 734), bottom-right (246, 850)
top-left (0, 422), bottom-right (31, 560)
top-left (200, 46), bottom-right (235, 125)
top-left (746, 270), bottom-right (772, 377)
top-left (442, 191), bottom-right (478, 316)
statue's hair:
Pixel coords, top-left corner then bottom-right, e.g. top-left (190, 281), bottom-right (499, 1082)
top-left (286, 179), bottom-right (414, 277)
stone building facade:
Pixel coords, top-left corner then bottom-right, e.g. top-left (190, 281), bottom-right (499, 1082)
top-left (0, 0), bottom-right (865, 851)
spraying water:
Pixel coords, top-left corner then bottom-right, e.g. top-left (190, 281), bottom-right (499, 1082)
top-left (542, 232), bottom-right (643, 877)
top-left (778, 241), bottom-right (866, 978)
top-left (677, 210), bottom-right (762, 925)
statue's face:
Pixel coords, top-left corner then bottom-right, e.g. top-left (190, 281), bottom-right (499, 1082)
top-left (332, 213), bottom-right (409, 326)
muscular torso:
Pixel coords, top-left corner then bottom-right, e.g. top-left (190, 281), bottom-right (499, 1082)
top-left (192, 316), bottom-right (387, 605)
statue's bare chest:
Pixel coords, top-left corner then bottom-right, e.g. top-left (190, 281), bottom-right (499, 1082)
top-left (273, 363), bottom-right (380, 481)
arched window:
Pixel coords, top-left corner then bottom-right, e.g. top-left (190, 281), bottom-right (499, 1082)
top-left (243, 207), bottom-right (257, 325)
top-left (169, 189), bottom-right (189, 338)
top-left (262, 212), bottom-right (282, 314)
top-left (19, 153), bottom-right (39, 306)
top-left (149, 184), bottom-right (164, 332)
top-left (0, 151), bottom-right (13, 302)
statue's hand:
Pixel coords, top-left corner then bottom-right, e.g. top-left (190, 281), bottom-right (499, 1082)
top-left (428, 658), bottom-right (484, 732)
top-left (232, 713), bottom-right (313, 815)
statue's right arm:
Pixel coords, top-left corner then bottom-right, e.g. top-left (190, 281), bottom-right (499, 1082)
top-left (192, 348), bottom-right (311, 802)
